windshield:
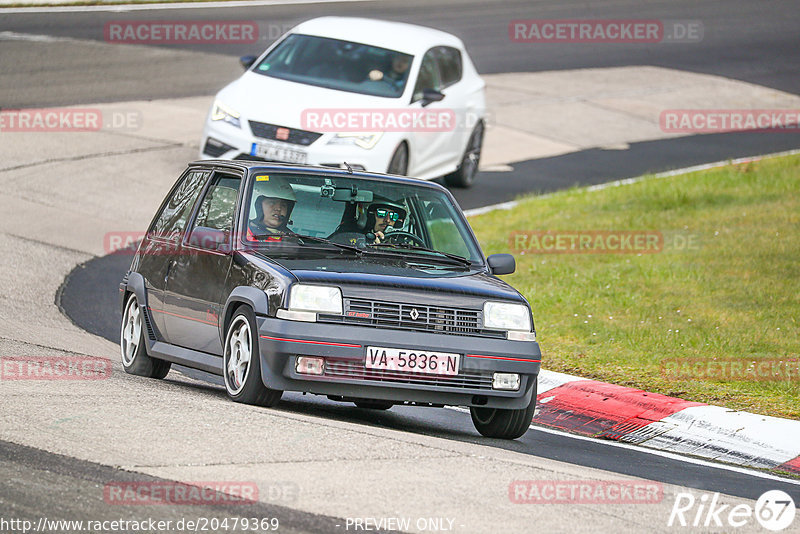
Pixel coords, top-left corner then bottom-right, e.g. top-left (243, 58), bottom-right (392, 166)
top-left (242, 172), bottom-right (482, 264)
top-left (252, 34), bottom-right (413, 98)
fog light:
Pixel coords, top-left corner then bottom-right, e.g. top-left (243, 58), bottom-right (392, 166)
top-left (507, 330), bottom-right (536, 342)
top-left (296, 356), bottom-right (324, 375)
top-left (492, 372), bottom-right (520, 391)
top-left (277, 309), bottom-right (316, 322)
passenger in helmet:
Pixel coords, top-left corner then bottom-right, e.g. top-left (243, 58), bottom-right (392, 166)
top-left (247, 175), bottom-right (296, 240)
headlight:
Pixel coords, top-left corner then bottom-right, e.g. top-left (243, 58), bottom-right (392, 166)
top-left (288, 284), bottom-right (342, 315)
top-left (327, 133), bottom-right (382, 150)
top-left (210, 100), bottom-right (241, 128)
top-left (483, 301), bottom-right (531, 332)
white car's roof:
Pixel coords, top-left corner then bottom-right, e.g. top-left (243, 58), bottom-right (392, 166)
top-left (290, 17), bottom-right (464, 56)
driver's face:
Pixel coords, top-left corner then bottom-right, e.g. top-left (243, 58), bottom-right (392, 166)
top-left (373, 212), bottom-right (394, 233)
top-left (392, 56), bottom-right (410, 74)
top-left (261, 197), bottom-right (289, 228)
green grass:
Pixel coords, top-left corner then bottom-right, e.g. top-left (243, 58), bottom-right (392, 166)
top-left (469, 154), bottom-right (800, 418)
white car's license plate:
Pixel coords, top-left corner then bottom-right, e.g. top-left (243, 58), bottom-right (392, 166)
top-left (250, 141), bottom-right (307, 164)
top-left (365, 346), bottom-right (460, 376)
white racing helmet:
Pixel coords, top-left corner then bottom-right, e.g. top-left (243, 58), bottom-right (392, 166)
top-left (251, 174), bottom-right (297, 224)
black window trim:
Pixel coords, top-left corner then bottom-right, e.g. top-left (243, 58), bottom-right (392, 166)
top-left (181, 169), bottom-right (246, 254)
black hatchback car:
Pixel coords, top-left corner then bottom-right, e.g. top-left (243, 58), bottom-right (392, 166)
top-left (120, 161), bottom-right (541, 439)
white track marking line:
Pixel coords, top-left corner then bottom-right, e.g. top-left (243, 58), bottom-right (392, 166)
top-left (464, 148), bottom-right (800, 217)
top-left (445, 406), bottom-right (800, 486)
top-left (0, 0), bottom-right (375, 14)
top-left (0, 30), bottom-right (83, 42)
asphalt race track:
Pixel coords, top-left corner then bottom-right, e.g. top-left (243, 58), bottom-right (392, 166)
top-left (3, 0), bottom-right (800, 532)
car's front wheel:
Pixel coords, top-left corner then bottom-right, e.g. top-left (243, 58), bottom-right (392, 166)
top-left (470, 379), bottom-right (537, 439)
top-left (445, 121), bottom-right (484, 188)
top-left (120, 293), bottom-right (171, 378)
top-left (223, 307), bottom-right (282, 407)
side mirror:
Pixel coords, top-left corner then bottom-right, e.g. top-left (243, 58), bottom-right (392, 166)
top-left (487, 253), bottom-right (515, 275)
top-left (240, 55), bottom-right (258, 70)
top-left (421, 88), bottom-right (445, 107)
top-left (189, 227), bottom-right (229, 252)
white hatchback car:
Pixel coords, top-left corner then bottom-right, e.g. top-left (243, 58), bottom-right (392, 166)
top-left (200, 17), bottom-right (487, 187)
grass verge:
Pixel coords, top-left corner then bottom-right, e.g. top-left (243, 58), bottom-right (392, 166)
top-left (469, 154), bottom-right (800, 418)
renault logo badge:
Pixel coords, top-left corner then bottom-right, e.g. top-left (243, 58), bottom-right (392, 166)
top-left (410, 308), bottom-right (419, 320)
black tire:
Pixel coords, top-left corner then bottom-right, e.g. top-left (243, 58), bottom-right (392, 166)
top-left (470, 377), bottom-right (537, 439)
top-left (223, 306), bottom-right (282, 407)
top-left (354, 400), bottom-right (394, 410)
top-left (387, 143), bottom-right (409, 175)
top-left (120, 293), bottom-right (171, 379)
top-left (445, 121), bottom-right (484, 188)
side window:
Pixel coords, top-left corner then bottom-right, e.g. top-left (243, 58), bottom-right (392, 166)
top-left (150, 171), bottom-right (209, 242)
top-left (194, 174), bottom-right (242, 233)
top-left (436, 47), bottom-right (462, 88)
top-left (412, 49), bottom-right (442, 103)
top-left (421, 198), bottom-right (470, 258)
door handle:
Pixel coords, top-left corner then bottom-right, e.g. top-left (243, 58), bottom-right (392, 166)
top-left (164, 260), bottom-right (175, 284)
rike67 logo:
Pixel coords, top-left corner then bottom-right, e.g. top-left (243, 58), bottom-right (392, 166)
top-left (669, 490), bottom-right (796, 531)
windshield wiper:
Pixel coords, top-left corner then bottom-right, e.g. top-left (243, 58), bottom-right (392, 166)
top-left (366, 243), bottom-right (473, 267)
top-left (250, 232), bottom-right (363, 255)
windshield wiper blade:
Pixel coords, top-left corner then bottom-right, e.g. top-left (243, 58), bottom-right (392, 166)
top-left (366, 243), bottom-right (472, 267)
top-left (251, 232), bottom-right (363, 255)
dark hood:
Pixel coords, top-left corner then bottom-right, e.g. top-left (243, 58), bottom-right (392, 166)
top-left (264, 255), bottom-right (527, 304)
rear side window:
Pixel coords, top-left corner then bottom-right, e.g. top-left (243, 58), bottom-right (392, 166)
top-left (435, 47), bottom-right (462, 88)
top-left (150, 170), bottom-right (209, 242)
top-left (194, 174), bottom-right (242, 232)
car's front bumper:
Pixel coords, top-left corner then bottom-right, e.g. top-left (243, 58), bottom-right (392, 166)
top-left (200, 120), bottom-right (397, 173)
top-left (256, 316), bottom-right (540, 409)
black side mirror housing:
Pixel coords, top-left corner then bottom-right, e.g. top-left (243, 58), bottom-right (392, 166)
top-left (487, 253), bottom-right (515, 275)
top-left (189, 227), bottom-right (229, 252)
top-left (421, 88), bottom-right (445, 107)
top-left (240, 55), bottom-right (258, 70)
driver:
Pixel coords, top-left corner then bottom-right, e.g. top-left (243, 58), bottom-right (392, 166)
top-left (329, 197), bottom-right (407, 245)
top-left (384, 54), bottom-right (410, 89)
top-left (364, 200), bottom-right (406, 244)
top-left (246, 175), bottom-right (296, 241)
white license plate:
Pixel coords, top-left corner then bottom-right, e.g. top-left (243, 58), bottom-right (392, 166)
top-left (250, 141), bottom-right (307, 164)
top-left (365, 346), bottom-right (460, 376)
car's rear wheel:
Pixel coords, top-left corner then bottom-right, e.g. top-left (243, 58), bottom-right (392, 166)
top-left (470, 378), bottom-right (537, 439)
top-left (223, 307), bottom-right (282, 407)
top-left (445, 121), bottom-right (484, 188)
top-left (120, 294), bottom-right (171, 379)
top-left (387, 143), bottom-right (409, 175)
top-left (353, 400), bottom-right (394, 410)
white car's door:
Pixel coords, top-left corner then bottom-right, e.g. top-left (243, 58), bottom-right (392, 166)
top-left (406, 49), bottom-right (452, 178)
top-left (435, 46), bottom-right (475, 171)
